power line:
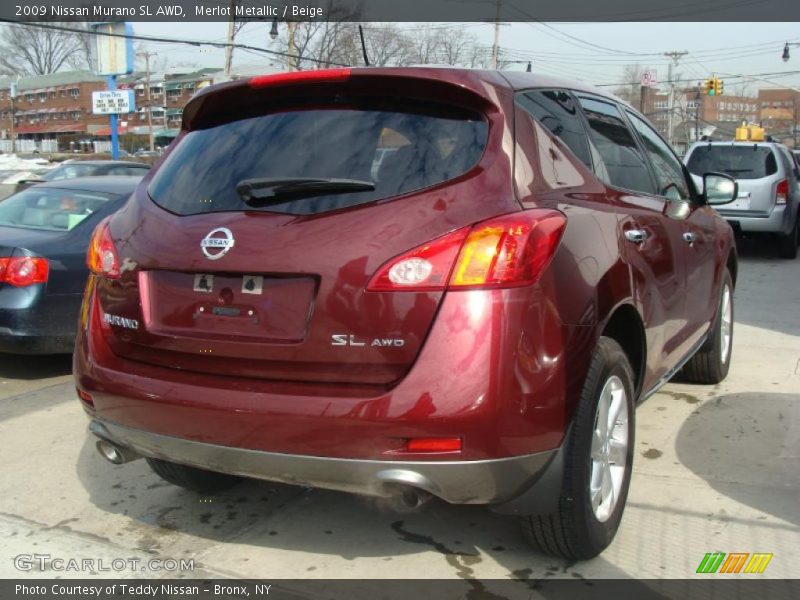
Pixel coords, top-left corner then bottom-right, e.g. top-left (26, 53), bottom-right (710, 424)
top-left (0, 19), bottom-right (350, 67)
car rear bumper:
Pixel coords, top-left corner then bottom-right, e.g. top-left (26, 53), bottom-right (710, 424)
top-left (718, 204), bottom-right (793, 235)
top-left (0, 291), bottom-right (81, 354)
top-left (89, 418), bottom-right (559, 507)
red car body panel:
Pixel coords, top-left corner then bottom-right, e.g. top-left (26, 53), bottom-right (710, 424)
top-left (74, 68), bottom-right (735, 504)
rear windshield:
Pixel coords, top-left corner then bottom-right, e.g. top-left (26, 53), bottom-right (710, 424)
top-left (686, 145), bottom-right (778, 180)
top-left (0, 188), bottom-right (117, 231)
top-left (148, 105), bottom-right (488, 216)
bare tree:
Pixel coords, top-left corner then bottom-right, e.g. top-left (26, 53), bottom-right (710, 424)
top-left (0, 22), bottom-right (89, 76)
top-left (614, 64), bottom-right (646, 106)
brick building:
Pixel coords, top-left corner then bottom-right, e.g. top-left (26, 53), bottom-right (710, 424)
top-left (0, 68), bottom-right (229, 153)
top-left (758, 88), bottom-right (799, 146)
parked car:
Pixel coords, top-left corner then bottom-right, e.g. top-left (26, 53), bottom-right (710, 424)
top-left (134, 149), bottom-right (163, 158)
top-left (684, 141), bottom-right (800, 258)
top-left (75, 68), bottom-right (739, 559)
top-left (0, 177), bottom-right (141, 354)
top-left (14, 160), bottom-right (151, 194)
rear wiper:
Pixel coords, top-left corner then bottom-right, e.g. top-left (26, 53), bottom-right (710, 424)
top-left (236, 177), bottom-right (375, 207)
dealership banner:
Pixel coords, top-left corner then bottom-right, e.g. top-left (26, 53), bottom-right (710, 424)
top-left (2, 0), bottom-right (800, 22)
top-left (4, 579), bottom-right (800, 600)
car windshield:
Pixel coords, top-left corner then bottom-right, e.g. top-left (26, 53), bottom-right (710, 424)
top-left (0, 187), bottom-right (117, 231)
top-left (148, 104), bottom-right (488, 216)
top-left (41, 163), bottom-right (99, 181)
top-left (686, 145), bottom-right (778, 180)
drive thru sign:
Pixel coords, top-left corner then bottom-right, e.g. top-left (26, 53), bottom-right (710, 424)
top-left (92, 90), bottom-right (135, 115)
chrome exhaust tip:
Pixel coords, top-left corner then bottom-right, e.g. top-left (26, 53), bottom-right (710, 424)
top-left (95, 439), bottom-right (139, 465)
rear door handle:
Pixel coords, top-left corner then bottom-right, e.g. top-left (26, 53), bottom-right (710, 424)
top-left (624, 229), bottom-right (648, 244)
top-left (683, 232), bottom-right (697, 244)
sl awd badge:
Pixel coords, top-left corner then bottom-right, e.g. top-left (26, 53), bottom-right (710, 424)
top-left (200, 227), bottom-right (235, 260)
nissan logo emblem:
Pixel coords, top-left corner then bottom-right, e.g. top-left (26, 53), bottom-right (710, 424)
top-left (200, 227), bottom-right (235, 260)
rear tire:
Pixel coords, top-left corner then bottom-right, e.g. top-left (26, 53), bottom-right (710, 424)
top-left (146, 458), bottom-right (242, 493)
top-left (777, 219), bottom-right (798, 259)
top-left (682, 270), bottom-right (734, 384)
top-left (520, 337), bottom-right (635, 559)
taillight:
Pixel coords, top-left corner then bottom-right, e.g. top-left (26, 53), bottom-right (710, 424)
top-left (87, 217), bottom-right (121, 279)
top-left (367, 209), bottom-right (566, 292)
top-left (0, 256), bottom-right (49, 286)
top-left (250, 68), bottom-right (351, 88)
top-left (776, 179), bottom-right (788, 205)
top-left (367, 227), bottom-right (471, 291)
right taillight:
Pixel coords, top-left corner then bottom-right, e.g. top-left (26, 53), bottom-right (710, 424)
top-left (367, 209), bottom-right (566, 292)
top-left (87, 217), bottom-right (121, 279)
top-left (776, 179), bottom-right (788, 205)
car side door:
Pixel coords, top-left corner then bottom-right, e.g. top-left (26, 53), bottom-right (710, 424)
top-left (575, 95), bottom-right (689, 382)
top-left (624, 110), bottom-right (718, 353)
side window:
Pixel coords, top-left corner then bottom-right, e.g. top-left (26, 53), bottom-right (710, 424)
top-left (577, 96), bottom-right (655, 195)
top-left (626, 111), bottom-right (691, 201)
top-left (517, 90), bottom-right (592, 169)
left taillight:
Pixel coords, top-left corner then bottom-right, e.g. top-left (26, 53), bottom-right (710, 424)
top-left (87, 217), bottom-right (121, 279)
top-left (367, 209), bottom-right (566, 292)
top-left (0, 256), bottom-right (49, 287)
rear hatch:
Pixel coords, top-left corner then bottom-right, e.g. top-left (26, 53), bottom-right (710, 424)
top-left (687, 144), bottom-right (783, 216)
top-left (95, 69), bottom-right (518, 386)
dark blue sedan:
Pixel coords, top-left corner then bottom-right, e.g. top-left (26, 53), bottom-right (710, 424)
top-left (0, 177), bottom-right (141, 354)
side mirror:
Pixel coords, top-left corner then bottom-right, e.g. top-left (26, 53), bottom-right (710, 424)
top-left (703, 172), bottom-right (738, 205)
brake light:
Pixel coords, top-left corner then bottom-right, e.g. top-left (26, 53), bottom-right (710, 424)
top-left (87, 218), bottom-right (121, 279)
top-left (406, 437), bottom-right (462, 453)
top-left (776, 179), bottom-right (788, 205)
top-left (367, 227), bottom-right (471, 291)
top-left (249, 68), bottom-right (351, 89)
top-left (368, 210), bottom-right (566, 292)
top-left (0, 256), bottom-right (49, 286)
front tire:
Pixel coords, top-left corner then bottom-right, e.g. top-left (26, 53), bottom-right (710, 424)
top-left (146, 458), bottom-right (242, 493)
top-left (682, 269), bottom-right (733, 384)
top-left (521, 337), bottom-right (635, 559)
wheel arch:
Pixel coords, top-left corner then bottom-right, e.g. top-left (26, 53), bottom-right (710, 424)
top-left (598, 302), bottom-right (647, 401)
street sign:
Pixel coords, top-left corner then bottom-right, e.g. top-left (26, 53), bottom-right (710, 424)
top-left (92, 90), bottom-right (136, 115)
top-left (90, 22), bottom-right (134, 76)
top-left (642, 70), bottom-right (657, 87)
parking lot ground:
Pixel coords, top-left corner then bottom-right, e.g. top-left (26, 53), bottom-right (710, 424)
top-left (0, 239), bottom-right (798, 582)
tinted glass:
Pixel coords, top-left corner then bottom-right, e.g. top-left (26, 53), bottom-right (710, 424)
top-left (627, 111), bottom-right (691, 201)
top-left (148, 106), bottom-right (488, 216)
top-left (0, 188), bottom-right (117, 231)
top-left (517, 90), bottom-right (592, 169)
top-left (41, 163), bottom-right (98, 181)
top-left (577, 97), bottom-right (654, 194)
top-left (686, 146), bottom-right (778, 179)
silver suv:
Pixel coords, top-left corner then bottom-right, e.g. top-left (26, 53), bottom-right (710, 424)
top-left (684, 141), bottom-right (800, 258)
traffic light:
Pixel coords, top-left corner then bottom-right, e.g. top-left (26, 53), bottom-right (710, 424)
top-left (714, 78), bottom-right (724, 96)
top-left (704, 78), bottom-right (714, 95)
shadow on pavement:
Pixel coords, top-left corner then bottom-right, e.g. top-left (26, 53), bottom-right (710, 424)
top-left (675, 391), bottom-right (800, 526)
top-left (74, 437), bottom-right (671, 585)
top-left (0, 353), bottom-right (72, 380)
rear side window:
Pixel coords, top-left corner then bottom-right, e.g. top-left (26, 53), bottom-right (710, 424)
top-left (516, 90), bottom-right (592, 169)
top-left (577, 96), bottom-right (655, 195)
top-left (687, 146), bottom-right (778, 180)
top-left (148, 105), bottom-right (488, 216)
top-left (626, 111), bottom-right (691, 201)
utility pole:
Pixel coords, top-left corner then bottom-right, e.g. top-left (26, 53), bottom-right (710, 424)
top-left (664, 51), bottom-right (688, 146)
top-left (136, 51), bottom-right (156, 152)
top-left (224, 0), bottom-right (236, 77)
top-left (491, 0), bottom-right (502, 69)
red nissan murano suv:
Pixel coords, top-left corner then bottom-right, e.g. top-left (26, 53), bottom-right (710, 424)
top-left (75, 67), bottom-right (738, 558)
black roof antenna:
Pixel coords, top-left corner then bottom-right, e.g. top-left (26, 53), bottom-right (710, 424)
top-left (358, 25), bottom-right (370, 66)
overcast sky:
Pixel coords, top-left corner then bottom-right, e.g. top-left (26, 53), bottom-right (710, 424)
top-left (132, 22), bottom-right (800, 93)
